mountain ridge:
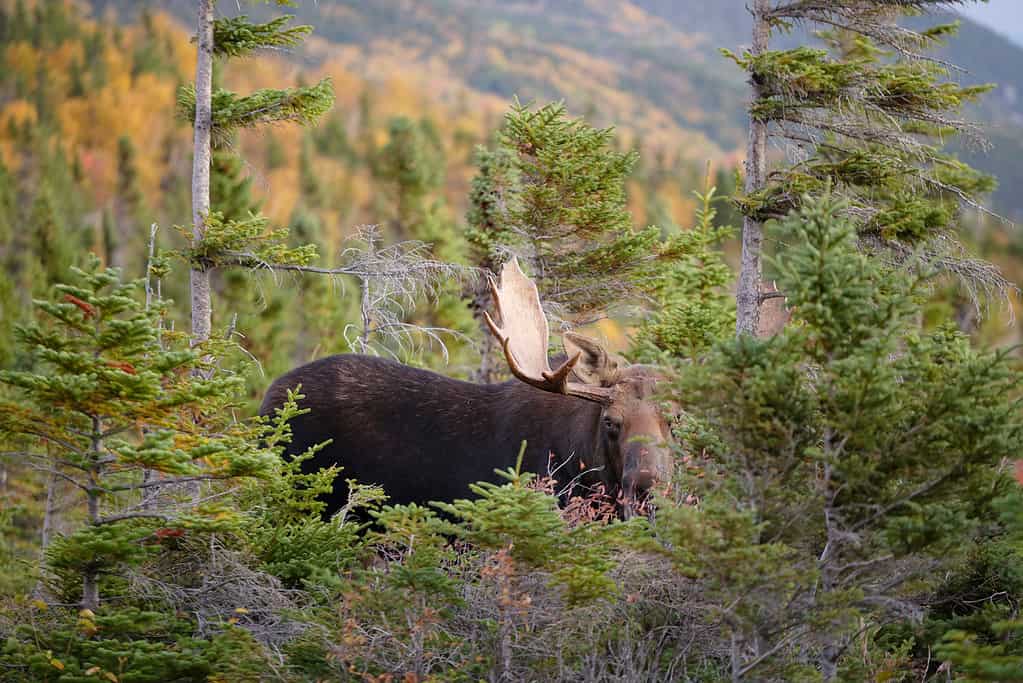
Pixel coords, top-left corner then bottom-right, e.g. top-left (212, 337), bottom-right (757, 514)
top-left (97, 0), bottom-right (1023, 218)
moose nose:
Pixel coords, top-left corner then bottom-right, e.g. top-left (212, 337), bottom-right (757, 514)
top-left (623, 468), bottom-right (656, 496)
top-left (623, 446), bottom-right (662, 491)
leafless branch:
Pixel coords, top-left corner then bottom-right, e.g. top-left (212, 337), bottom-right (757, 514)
top-left (96, 512), bottom-right (171, 525)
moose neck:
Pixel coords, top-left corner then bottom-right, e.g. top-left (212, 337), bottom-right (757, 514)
top-left (491, 378), bottom-right (613, 497)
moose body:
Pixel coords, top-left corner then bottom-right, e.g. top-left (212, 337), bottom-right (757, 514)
top-left (260, 258), bottom-right (674, 517)
top-left (260, 354), bottom-right (612, 510)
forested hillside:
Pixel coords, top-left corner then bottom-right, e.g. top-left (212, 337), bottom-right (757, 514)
top-left (0, 0), bottom-right (727, 388)
top-left (2, 1), bottom-right (1023, 681)
top-left (105, 0), bottom-right (1023, 220)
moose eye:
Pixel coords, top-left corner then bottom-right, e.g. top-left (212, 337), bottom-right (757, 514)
top-left (602, 416), bottom-right (621, 438)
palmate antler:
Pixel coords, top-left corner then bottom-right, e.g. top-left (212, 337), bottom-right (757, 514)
top-left (484, 258), bottom-right (614, 405)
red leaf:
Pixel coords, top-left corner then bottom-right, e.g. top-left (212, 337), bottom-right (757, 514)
top-left (155, 528), bottom-right (185, 540)
top-left (63, 294), bottom-right (96, 319)
top-left (106, 361), bottom-right (137, 375)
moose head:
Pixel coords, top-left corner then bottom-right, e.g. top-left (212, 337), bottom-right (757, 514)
top-left (485, 258), bottom-right (675, 516)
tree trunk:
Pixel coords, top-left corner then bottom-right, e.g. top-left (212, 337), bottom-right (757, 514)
top-left (33, 467), bottom-right (58, 599)
top-left (82, 484), bottom-right (100, 611)
top-left (821, 645), bottom-right (839, 681)
top-left (468, 279), bottom-right (500, 384)
top-left (190, 0), bottom-right (215, 345)
top-left (83, 417), bottom-right (102, 611)
top-left (735, 0), bottom-right (770, 337)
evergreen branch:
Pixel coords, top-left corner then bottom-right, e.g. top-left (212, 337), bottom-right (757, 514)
top-left (20, 430), bottom-right (87, 457)
top-left (177, 80), bottom-right (334, 145)
top-left (212, 15), bottom-right (312, 58)
top-left (861, 232), bottom-right (1016, 316)
top-left (1, 455), bottom-right (89, 491)
top-left (849, 469), bottom-right (957, 533)
top-left (769, 1), bottom-right (973, 65)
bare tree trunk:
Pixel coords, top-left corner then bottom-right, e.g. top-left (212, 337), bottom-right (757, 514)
top-left (190, 0), bottom-right (215, 346)
top-left (730, 631), bottom-right (741, 683)
top-left (33, 467), bottom-right (58, 599)
top-left (468, 281), bottom-right (500, 384)
top-left (81, 486), bottom-right (99, 611)
top-left (82, 416), bottom-right (103, 611)
top-left (735, 0), bottom-right (770, 337)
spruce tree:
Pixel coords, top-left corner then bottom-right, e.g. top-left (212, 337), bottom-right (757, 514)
top-left (109, 136), bottom-right (143, 271)
top-left (373, 116), bottom-right (446, 239)
top-left (935, 486), bottom-right (1023, 679)
top-left (465, 145), bottom-right (516, 382)
top-left (660, 194), bottom-right (1023, 679)
top-left (728, 0), bottom-right (1004, 335)
top-left (631, 182), bottom-right (734, 360)
top-left (468, 103), bottom-right (705, 325)
top-left (466, 102), bottom-right (713, 383)
top-left (0, 258), bottom-right (277, 610)
top-left (181, 2), bottom-right (333, 345)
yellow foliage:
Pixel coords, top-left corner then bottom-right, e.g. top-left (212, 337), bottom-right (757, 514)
top-left (4, 41), bottom-right (36, 84)
top-left (1, 99), bottom-right (37, 130)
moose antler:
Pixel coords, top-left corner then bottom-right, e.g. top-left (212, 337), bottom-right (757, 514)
top-left (484, 258), bottom-right (613, 404)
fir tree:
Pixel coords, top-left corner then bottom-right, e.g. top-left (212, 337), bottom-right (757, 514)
top-left (935, 487), bottom-right (1023, 679)
top-left (109, 136), bottom-right (144, 271)
top-left (632, 182), bottom-right (734, 360)
top-left (373, 116), bottom-right (445, 238)
top-left (0, 258), bottom-right (277, 610)
top-left (210, 149), bottom-right (260, 224)
top-left (313, 112), bottom-right (353, 160)
top-left (26, 184), bottom-right (73, 291)
top-left (465, 145), bottom-right (516, 382)
top-left (67, 58), bottom-right (85, 98)
top-left (298, 133), bottom-right (323, 209)
top-left (661, 194), bottom-right (1023, 679)
top-left (467, 102), bottom-right (705, 335)
top-left (181, 2), bottom-right (333, 345)
top-left (264, 131), bottom-right (286, 170)
top-left (728, 0), bottom-right (1004, 335)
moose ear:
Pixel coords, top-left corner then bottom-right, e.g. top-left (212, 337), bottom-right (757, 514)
top-left (563, 332), bottom-right (623, 387)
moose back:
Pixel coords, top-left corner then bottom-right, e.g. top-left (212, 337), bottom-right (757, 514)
top-left (259, 258), bottom-right (674, 516)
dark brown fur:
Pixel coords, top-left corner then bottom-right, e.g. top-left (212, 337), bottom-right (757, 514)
top-left (260, 354), bottom-right (671, 515)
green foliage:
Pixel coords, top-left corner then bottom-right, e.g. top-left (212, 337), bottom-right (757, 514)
top-left (213, 14), bottom-right (312, 58)
top-left (115, 136), bottom-right (142, 217)
top-left (312, 112), bottom-right (353, 161)
top-left (240, 389), bottom-right (382, 588)
top-left (435, 462), bottom-right (641, 606)
top-left (182, 210), bottom-right (317, 269)
top-left (177, 79), bottom-right (335, 149)
top-left (1, 605), bottom-right (214, 683)
top-left (466, 145), bottom-right (517, 269)
top-left (931, 489), bottom-right (1023, 679)
top-left (468, 101), bottom-right (670, 320)
top-left (660, 194), bottom-right (1023, 678)
top-left (373, 115), bottom-right (446, 235)
top-left (366, 114), bottom-right (476, 368)
top-left (632, 183), bottom-right (734, 359)
top-left (210, 149), bottom-right (261, 223)
top-left (0, 258), bottom-right (277, 608)
top-left (726, 5), bottom-right (1002, 317)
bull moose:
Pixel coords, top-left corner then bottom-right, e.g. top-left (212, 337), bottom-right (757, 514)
top-left (260, 258), bottom-right (675, 517)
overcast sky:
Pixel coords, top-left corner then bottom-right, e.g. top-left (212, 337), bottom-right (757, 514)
top-left (958, 0), bottom-right (1023, 46)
